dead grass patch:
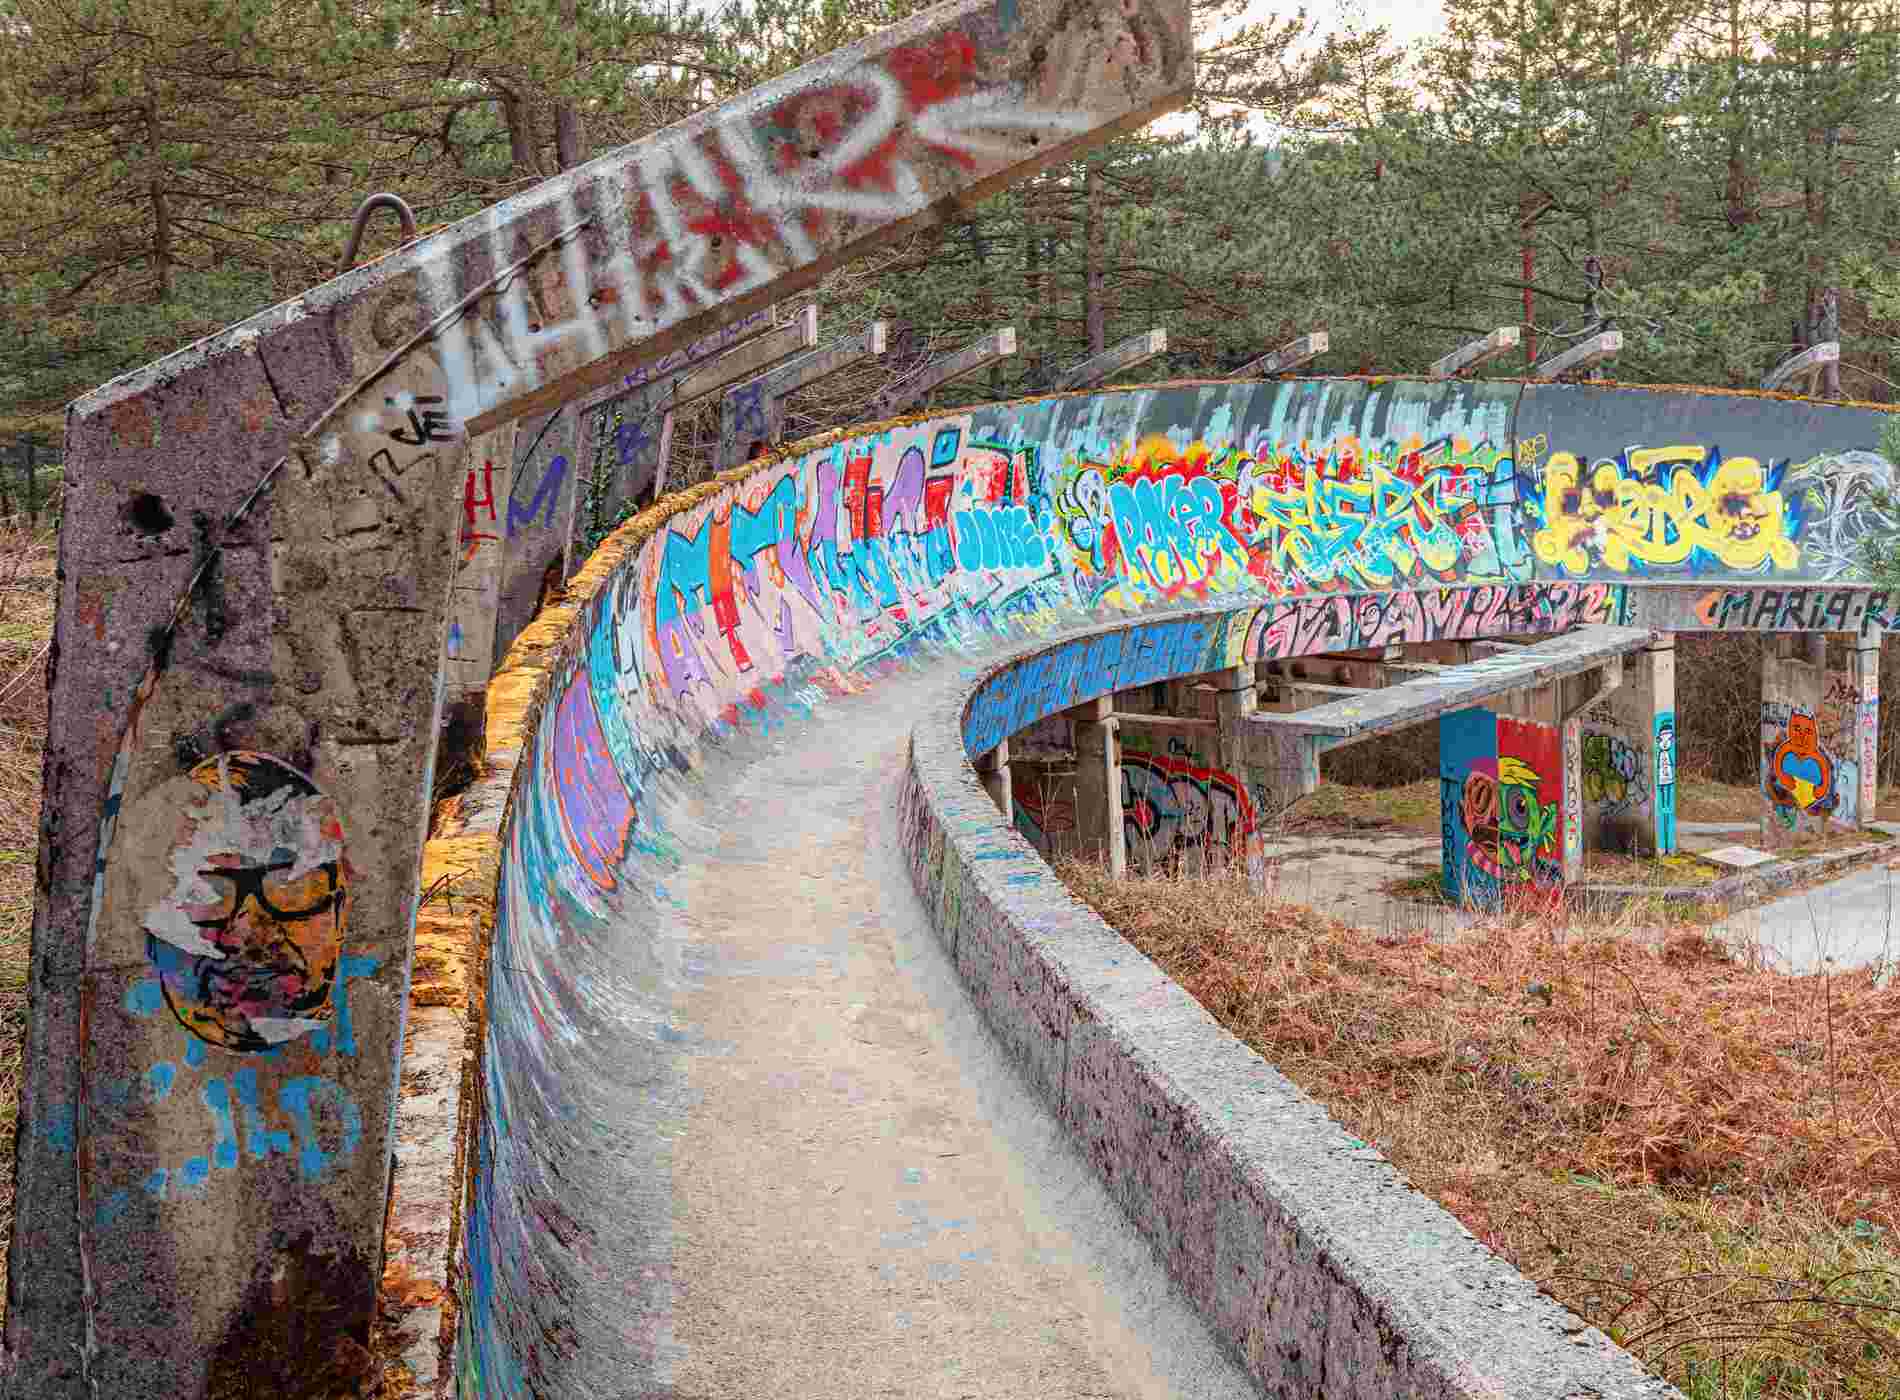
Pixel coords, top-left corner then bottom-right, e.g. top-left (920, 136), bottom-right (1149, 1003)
top-left (1276, 777), bottom-right (1441, 834)
top-left (1058, 857), bottom-right (1900, 1399)
top-left (0, 514), bottom-right (54, 1303)
top-left (1587, 851), bottom-right (1724, 888)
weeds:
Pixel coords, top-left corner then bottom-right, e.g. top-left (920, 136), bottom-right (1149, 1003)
top-left (0, 511), bottom-right (55, 1302)
top-left (1059, 854), bottom-right (1900, 1399)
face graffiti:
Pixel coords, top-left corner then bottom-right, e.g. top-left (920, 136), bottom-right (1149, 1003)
top-left (144, 753), bottom-right (348, 1053)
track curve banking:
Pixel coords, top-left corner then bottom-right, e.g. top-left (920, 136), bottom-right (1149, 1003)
top-left (456, 376), bottom-right (1895, 1396)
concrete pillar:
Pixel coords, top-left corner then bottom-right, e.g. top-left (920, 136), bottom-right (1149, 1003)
top-left (1072, 697), bottom-right (1125, 878)
top-left (975, 737), bottom-right (1013, 824)
top-left (1211, 666), bottom-right (1257, 875)
top-left (1761, 634), bottom-right (1831, 846)
top-left (1577, 637), bottom-right (1674, 857)
top-left (1853, 638), bottom-right (1881, 823)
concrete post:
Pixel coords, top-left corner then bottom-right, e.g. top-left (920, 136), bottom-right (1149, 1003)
top-left (11, 0), bottom-right (1195, 1383)
top-left (493, 405), bottom-right (579, 670)
top-left (714, 320), bottom-right (888, 471)
top-left (1211, 665), bottom-right (1257, 875)
top-left (1057, 328), bottom-right (1166, 391)
top-left (1577, 637), bottom-right (1674, 857)
top-left (1761, 634), bottom-right (1831, 845)
top-left (1071, 698), bottom-right (1125, 877)
top-left (1230, 331), bottom-right (1327, 379)
top-left (586, 310), bottom-right (820, 525)
top-left (1853, 638), bottom-right (1881, 823)
top-left (975, 738), bottom-right (1013, 824)
top-left (873, 327), bottom-right (1016, 418)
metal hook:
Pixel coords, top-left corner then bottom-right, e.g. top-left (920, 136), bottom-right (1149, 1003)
top-left (340, 193), bottom-right (418, 274)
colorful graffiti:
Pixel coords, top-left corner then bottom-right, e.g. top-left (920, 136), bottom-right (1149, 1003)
top-left (1655, 712), bottom-right (1678, 854)
top-left (1441, 709), bottom-right (1564, 904)
top-left (462, 376), bottom-right (1897, 1394)
top-left (1763, 701), bottom-right (1841, 826)
top-left (144, 753), bottom-right (348, 1053)
top-left (1581, 730), bottom-right (1645, 818)
top-left (1531, 446), bottom-right (1800, 576)
top-left (1119, 748), bottom-right (1256, 868)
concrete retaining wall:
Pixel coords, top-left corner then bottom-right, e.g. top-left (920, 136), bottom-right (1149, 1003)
top-left (444, 376), bottom-right (1897, 1394)
top-left (901, 614), bottom-right (1679, 1398)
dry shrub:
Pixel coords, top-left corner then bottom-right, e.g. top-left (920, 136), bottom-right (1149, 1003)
top-left (0, 510), bottom-right (56, 1300)
top-left (1060, 857), bottom-right (1900, 1398)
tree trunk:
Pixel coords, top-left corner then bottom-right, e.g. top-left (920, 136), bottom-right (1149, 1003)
top-left (554, 0), bottom-right (588, 170)
top-left (146, 94), bottom-right (172, 303)
top-left (501, 88), bottom-right (542, 179)
top-left (1084, 162), bottom-right (1106, 355)
top-left (1024, 187), bottom-right (1043, 387)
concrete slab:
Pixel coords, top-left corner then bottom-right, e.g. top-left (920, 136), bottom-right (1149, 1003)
top-left (1249, 625), bottom-right (1657, 740)
top-left (1715, 862), bottom-right (1900, 976)
top-left (1703, 845), bottom-right (1776, 869)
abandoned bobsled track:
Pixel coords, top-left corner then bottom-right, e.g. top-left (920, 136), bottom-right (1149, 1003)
top-left (7, 0), bottom-right (1900, 1386)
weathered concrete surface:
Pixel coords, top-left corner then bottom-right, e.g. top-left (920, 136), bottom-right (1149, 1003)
top-left (873, 326), bottom-right (1016, 417)
top-left (9, 0), bottom-right (1197, 1389)
top-left (587, 309), bottom-right (819, 521)
top-left (1248, 625), bottom-right (1654, 740)
top-left (24, 360), bottom-right (1900, 1397)
top-left (713, 319), bottom-right (888, 470)
top-left (1059, 327), bottom-right (1166, 390)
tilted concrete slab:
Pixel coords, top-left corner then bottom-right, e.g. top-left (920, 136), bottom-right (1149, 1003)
top-left (873, 325), bottom-right (1016, 416)
top-left (1059, 327), bottom-right (1166, 390)
top-left (714, 319), bottom-right (888, 470)
top-left (1247, 625), bottom-right (1658, 740)
top-left (7, 0), bottom-right (1196, 1389)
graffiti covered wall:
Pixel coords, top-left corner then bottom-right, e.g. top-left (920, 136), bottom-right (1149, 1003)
top-left (458, 375), bottom-right (1900, 1390)
top-left (1440, 708), bottom-right (1566, 905)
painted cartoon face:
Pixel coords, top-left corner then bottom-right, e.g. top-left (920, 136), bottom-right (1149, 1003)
top-left (1787, 710), bottom-right (1820, 753)
top-left (1458, 769), bottom-right (1503, 878)
top-left (1496, 756), bottom-right (1556, 879)
top-left (144, 753), bottom-right (347, 1053)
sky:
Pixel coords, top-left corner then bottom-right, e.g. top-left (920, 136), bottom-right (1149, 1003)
top-left (1156, 0), bottom-right (1449, 139)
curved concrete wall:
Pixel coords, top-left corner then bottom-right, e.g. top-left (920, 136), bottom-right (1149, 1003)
top-left (457, 376), bottom-right (1897, 1394)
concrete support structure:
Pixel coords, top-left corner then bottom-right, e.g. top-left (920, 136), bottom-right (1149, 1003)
top-left (1057, 327), bottom-right (1166, 391)
top-left (585, 309), bottom-right (819, 528)
top-left (975, 737), bottom-right (1013, 822)
top-left (444, 421), bottom-right (520, 699)
top-left (1428, 327), bottom-right (1519, 380)
top-left (1070, 696), bottom-right (1125, 877)
top-left (1577, 637), bottom-right (1676, 858)
top-left (493, 405), bottom-right (580, 671)
top-left (872, 327), bottom-right (1017, 418)
top-left (1761, 634), bottom-right (1841, 845)
top-left (1763, 340), bottom-right (1839, 395)
top-left (1852, 636), bottom-right (1881, 823)
top-left (1231, 331), bottom-right (1327, 379)
top-left (9, 0), bottom-right (1194, 1382)
top-left (715, 320), bottom-right (888, 470)
top-left (1530, 329), bottom-right (1622, 381)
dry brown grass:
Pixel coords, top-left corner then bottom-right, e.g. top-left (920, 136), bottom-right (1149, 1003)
top-left (0, 513), bottom-right (55, 1300)
top-left (1059, 857), bottom-right (1900, 1399)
